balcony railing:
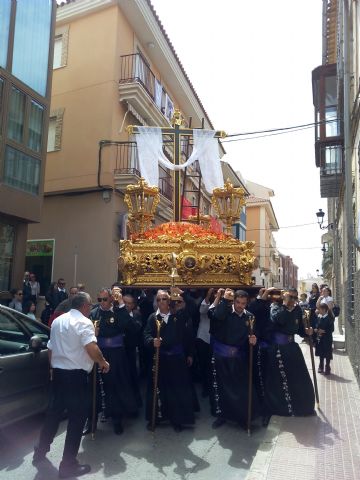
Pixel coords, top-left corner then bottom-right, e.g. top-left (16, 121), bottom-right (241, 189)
top-left (319, 144), bottom-right (343, 198)
top-left (112, 141), bottom-right (173, 201)
top-left (119, 53), bottom-right (174, 122)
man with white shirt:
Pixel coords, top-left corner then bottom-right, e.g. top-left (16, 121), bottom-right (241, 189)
top-left (32, 292), bottom-right (110, 479)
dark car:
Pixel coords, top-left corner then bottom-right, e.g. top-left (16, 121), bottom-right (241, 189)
top-left (0, 305), bottom-right (50, 429)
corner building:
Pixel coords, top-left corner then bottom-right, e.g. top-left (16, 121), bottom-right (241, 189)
top-left (0, 0), bottom-right (56, 297)
top-left (28, 0), bottom-right (240, 296)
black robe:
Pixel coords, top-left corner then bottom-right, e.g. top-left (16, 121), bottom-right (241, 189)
top-left (247, 298), bottom-right (272, 411)
top-left (144, 309), bottom-right (196, 426)
top-left (314, 314), bottom-right (334, 360)
top-left (264, 303), bottom-right (315, 416)
top-left (209, 299), bottom-right (259, 424)
top-left (90, 305), bottom-right (141, 422)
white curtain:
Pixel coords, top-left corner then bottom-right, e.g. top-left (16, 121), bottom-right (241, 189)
top-left (136, 127), bottom-right (223, 192)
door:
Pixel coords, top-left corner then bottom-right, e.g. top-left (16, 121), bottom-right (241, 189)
top-left (0, 310), bottom-right (50, 427)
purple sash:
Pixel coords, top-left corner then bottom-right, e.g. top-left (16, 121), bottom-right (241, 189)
top-left (97, 334), bottom-right (123, 348)
top-left (212, 339), bottom-right (243, 358)
top-left (273, 332), bottom-right (294, 345)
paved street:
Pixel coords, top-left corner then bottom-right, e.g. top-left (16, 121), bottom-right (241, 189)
top-left (247, 334), bottom-right (360, 480)
top-left (0, 387), bottom-right (268, 480)
top-left (2, 328), bottom-right (360, 480)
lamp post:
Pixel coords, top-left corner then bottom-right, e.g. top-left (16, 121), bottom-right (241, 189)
top-left (316, 208), bottom-right (334, 230)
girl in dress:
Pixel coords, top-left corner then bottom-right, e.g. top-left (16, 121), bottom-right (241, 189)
top-left (314, 303), bottom-right (334, 375)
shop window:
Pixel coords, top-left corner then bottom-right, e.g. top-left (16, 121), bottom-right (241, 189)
top-left (0, 222), bottom-right (15, 292)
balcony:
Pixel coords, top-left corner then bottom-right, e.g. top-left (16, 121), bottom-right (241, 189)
top-left (111, 141), bottom-right (173, 204)
top-left (119, 53), bottom-right (174, 126)
top-left (319, 143), bottom-right (343, 198)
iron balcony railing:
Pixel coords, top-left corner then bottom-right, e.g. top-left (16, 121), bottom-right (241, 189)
top-left (119, 53), bottom-right (172, 117)
top-left (112, 141), bottom-right (173, 201)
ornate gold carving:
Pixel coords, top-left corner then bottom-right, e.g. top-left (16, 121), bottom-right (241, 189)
top-left (118, 222), bottom-right (255, 287)
top-left (171, 108), bottom-right (185, 127)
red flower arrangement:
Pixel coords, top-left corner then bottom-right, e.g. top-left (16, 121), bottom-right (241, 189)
top-left (131, 222), bottom-right (228, 241)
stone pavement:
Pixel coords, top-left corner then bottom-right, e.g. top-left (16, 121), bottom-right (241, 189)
top-left (246, 331), bottom-right (360, 480)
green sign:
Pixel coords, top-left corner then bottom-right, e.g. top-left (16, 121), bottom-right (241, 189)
top-left (26, 240), bottom-right (54, 257)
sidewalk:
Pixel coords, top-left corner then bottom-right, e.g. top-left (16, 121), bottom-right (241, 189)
top-left (246, 331), bottom-right (360, 480)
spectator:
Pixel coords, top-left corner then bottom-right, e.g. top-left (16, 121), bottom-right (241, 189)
top-left (29, 273), bottom-right (41, 305)
top-left (47, 278), bottom-right (69, 311)
top-left (9, 288), bottom-right (23, 312)
top-left (69, 286), bottom-right (79, 297)
top-left (23, 271), bottom-right (32, 304)
top-left (23, 300), bottom-right (37, 320)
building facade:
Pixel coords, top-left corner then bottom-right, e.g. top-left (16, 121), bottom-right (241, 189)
top-left (28, 0), bottom-right (240, 296)
top-left (311, 0), bottom-right (360, 379)
top-left (245, 181), bottom-right (280, 287)
top-left (0, 0), bottom-right (56, 298)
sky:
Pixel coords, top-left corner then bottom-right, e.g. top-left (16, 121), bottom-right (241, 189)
top-left (150, 0), bottom-right (327, 280)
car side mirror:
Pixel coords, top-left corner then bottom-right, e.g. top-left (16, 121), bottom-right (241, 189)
top-left (29, 335), bottom-right (43, 353)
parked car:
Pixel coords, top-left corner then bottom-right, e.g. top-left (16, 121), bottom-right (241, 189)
top-left (0, 305), bottom-right (50, 429)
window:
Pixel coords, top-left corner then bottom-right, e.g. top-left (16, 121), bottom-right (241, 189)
top-left (0, 222), bottom-right (15, 292)
top-left (10, 312), bottom-right (49, 347)
top-left (4, 145), bottom-right (40, 195)
top-left (28, 101), bottom-right (44, 153)
top-left (47, 117), bottom-right (56, 152)
top-left (8, 86), bottom-right (26, 143)
top-left (0, 77), bottom-right (4, 133)
top-left (12, 0), bottom-right (53, 96)
top-left (47, 108), bottom-right (64, 152)
top-left (0, 311), bottom-right (29, 356)
top-left (53, 35), bottom-right (63, 69)
top-left (0, 0), bottom-right (11, 68)
top-left (53, 26), bottom-right (69, 69)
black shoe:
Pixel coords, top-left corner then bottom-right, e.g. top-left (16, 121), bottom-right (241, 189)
top-left (318, 366), bottom-right (323, 373)
top-left (32, 448), bottom-right (47, 466)
top-left (324, 366), bottom-right (331, 375)
top-left (58, 463), bottom-right (91, 479)
top-left (172, 423), bottom-right (183, 432)
top-left (113, 423), bottom-right (124, 435)
top-left (212, 417), bottom-right (226, 429)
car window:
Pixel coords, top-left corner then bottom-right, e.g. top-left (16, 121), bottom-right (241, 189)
top-left (17, 315), bottom-right (49, 345)
top-left (0, 311), bottom-right (29, 356)
top-left (9, 311), bottom-right (49, 347)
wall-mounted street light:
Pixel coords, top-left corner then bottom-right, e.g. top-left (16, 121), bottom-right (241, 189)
top-left (316, 208), bottom-right (334, 230)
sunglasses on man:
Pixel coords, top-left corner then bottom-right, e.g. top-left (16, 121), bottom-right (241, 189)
top-left (98, 297), bottom-right (109, 302)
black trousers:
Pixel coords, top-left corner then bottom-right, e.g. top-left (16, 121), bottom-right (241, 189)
top-left (36, 368), bottom-right (88, 465)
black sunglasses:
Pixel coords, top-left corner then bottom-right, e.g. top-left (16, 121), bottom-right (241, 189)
top-left (156, 297), bottom-right (168, 302)
top-left (288, 295), bottom-right (298, 300)
top-left (98, 297), bottom-right (109, 302)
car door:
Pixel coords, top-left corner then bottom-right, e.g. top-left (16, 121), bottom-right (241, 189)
top-left (0, 310), bottom-right (50, 428)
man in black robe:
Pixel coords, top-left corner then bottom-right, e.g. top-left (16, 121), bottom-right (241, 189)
top-left (143, 288), bottom-right (196, 432)
top-left (84, 287), bottom-right (141, 435)
top-left (264, 290), bottom-right (315, 417)
top-left (247, 287), bottom-right (275, 425)
top-left (209, 288), bottom-right (258, 430)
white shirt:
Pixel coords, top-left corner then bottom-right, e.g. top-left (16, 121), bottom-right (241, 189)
top-left (320, 296), bottom-right (333, 306)
top-left (197, 299), bottom-right (211, 344)
top-left (47, 309), bottom-right (97, 373)
top-left (155, 308), bottom-right (170, 324)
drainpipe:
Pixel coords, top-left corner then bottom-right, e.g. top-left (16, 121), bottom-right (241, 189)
top-left (342, 0), bottom-right (354, 322)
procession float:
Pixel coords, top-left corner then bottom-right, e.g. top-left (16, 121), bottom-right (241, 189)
top-left (117, 110), bottom-right (256, 288)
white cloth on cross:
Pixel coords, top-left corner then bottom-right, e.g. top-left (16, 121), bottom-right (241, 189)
top-left (135, 126), bottom-right (223, 193)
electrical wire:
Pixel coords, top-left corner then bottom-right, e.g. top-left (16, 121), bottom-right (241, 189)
top-left (221, 125), bottom-right (315, 142)
top-left (246, 222), bottom-right (318, 231)
top-left (224, 118), bottom-right (339, 138)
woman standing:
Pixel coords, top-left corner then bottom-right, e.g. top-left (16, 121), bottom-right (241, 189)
top-left (9, 288), bottom-right (23, 312)
top-left (308, 283), bottom-right (320, 328)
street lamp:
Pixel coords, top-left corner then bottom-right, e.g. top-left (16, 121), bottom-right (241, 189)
top-left (316, 208), bottom-right (334, 230)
